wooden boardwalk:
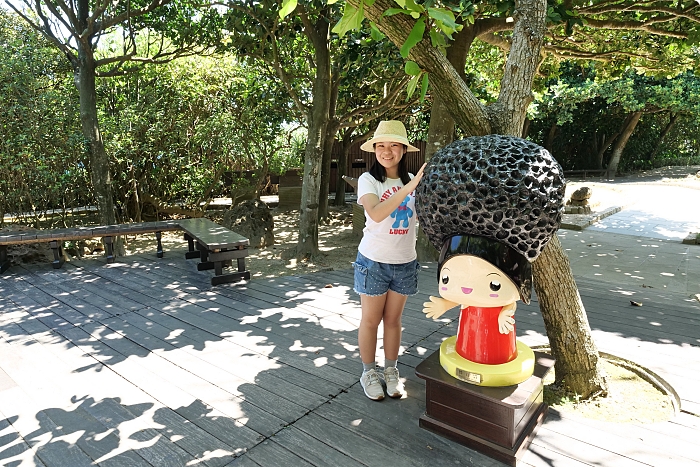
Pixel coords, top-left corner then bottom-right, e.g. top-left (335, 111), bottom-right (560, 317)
top-left (1, 247), bottom-right (699, 467)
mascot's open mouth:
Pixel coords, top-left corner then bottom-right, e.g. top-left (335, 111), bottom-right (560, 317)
top-left (461, 287), bottom-right (473, 294)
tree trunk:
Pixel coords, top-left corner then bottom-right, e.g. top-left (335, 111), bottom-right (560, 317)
top-left (78, 46), bottom-right (115, 227)
top-left (318, 73), bottom-right (340, 222)
top-left (532, 235), bottom-right (608, 398)
top-left (295, 13), bottom-right (331, 259)
top-left (649, 112), bottom-right (678, 161)
top-left (318, 122), bottom-right (337, 223)
top-left (333, 130), bottom-right (354, 207)
top-left (360, 0), bottom-right (610, 397)
top-left (607, 111), bottom-right (643, 176)
top-left (424, 25), bottom-right (474, 157)
top-left (544, 121), bottom-right (558, 151)
top-left (594, 130), bottom-right (620, 170)
top-left (76, 0), bottom-right (123, 255)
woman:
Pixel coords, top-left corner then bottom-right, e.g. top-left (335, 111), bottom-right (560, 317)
top-left (354, 120), bottom-right (425, 400)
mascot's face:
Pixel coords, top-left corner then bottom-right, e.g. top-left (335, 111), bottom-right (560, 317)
top-left (439, 255), bottom-right (520, 308)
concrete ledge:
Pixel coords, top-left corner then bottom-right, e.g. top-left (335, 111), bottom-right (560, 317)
top-left (560, 206), bottom-right (622, 231)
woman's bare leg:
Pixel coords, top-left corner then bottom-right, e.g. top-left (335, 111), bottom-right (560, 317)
top-left (382, 290), bottom-right (407, 361)
top-left (358, 293), bottom-right (387, 364)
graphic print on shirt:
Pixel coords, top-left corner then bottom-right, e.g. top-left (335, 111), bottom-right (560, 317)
top-left (391, 196), bottom-right (413, 230)
top-left (379, 186), bottom-right (414, 235)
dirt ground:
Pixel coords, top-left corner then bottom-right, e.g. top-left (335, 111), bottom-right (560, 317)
top-left (117, 204), bottom-right (361, 280)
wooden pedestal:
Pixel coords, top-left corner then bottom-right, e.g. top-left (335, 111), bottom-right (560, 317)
top-left (415, 349), bottom-right (554, 466)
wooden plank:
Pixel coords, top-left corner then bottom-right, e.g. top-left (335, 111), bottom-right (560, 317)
top-left (526, 416), bottom-right (694, 467)
top-left (235, 439), bottom-right (314, 467)
top-left (42, 404), bottom-right (153, 467)
top-left (128, 308), bottom-right (348, 399)
top-left (99, 312), bottom-right (332, 412)
top-left (312, 392), bottom-right (502, 467)
top-left (57, 320), bottom-right (291, 438)
top-left (267, 425), bottom-right (365, 466)
top-left (105, 264), bottom-right (365, 382)
top-left (549, 408), bottom-right (700, 463)
top-left (291, 410), bottom-right (476, 467)
top-left (140, 294), bottom-right (359, 387)
top-left (0, 416), bottom-right (48, 467)
top-left (0, 276), bottom-right (98, 328)
top-left (80, 397), bottom-right (197, 467)
top-left (11, 274), bottom-right (141, 320)
top-left (0, 384), bottom-right (96, 467)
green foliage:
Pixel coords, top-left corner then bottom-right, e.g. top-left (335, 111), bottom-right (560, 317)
top-left (528, 64), bottom-right (700, 171)
top-left (98, 54), bottom-right (300, 218)
top-left (0, 10), bottom-right (91, 227)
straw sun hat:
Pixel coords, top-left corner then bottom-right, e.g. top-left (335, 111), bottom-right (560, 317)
top-left (360, 120), bottom-right (420, 153)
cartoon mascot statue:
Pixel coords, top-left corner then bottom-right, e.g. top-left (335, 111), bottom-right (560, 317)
top-left (416, 135), bottom-right (565, 387)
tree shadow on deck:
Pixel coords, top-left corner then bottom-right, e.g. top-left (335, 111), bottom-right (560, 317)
top-left (0, 252), bottom-right (697, 466)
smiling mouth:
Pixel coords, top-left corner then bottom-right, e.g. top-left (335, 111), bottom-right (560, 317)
top-left (461, 287), bottom-right (473, 294)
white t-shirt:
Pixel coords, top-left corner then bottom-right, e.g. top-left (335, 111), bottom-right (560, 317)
top-left (357, 172), bottom-right (417, 264)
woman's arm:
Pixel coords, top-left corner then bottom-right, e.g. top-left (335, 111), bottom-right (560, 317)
top-left (361, 163), bottom-right (426, 223)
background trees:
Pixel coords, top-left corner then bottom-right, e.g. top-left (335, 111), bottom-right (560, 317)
top-left (4, 0), bottom-right (212, 227)
top-left (529, 66), bottom-right (700, 174)
top-left (0, 9), bottom-right (89, 227)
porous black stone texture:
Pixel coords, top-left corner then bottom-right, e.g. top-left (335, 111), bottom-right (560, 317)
top-left (416, 135), bottom-right (565, 262)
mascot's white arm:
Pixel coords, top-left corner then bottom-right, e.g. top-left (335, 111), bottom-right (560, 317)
top-left (423, 296), bottom-right (459, 320)
top-left (498, 302), bottom-right (517, 334)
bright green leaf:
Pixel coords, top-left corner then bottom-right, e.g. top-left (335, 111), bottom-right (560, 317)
top-left (400, 18), bottom-right (425, 58)
top-left (384, 8), bottom-right (410, 16)
top-left (394, 0), bottom-right (406, 8)
top-left (406, 74), bottom-right (420, 100)
top-left (332, 2), bottom-right (364, 37)
top-left (370, 22), bottom-right (386, 41)
top-left (420, 73), bottom-right (429, 102)
top-left (404, 0), bottom-right (425, 14)
top-left (405, 61), bottom-right (421, 75)
top-left (438, 21), bottom-right (456, 39)
top-left (429, 29), bottom-right (446, 48)
top-left (279, 0), bottom-right (297, 19)
top-left (427, 7), bottom-right (456, 30)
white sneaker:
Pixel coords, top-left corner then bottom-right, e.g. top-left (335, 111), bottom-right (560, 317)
top-left (360, 369), bottom-right (385, 401)
top-left (383, 366), bottom-right (405, 398)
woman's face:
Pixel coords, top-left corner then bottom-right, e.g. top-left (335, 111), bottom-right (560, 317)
top-left (374, 141), bottom-right (405, 172)
top-left (438, 255), bottom-right (519, 307)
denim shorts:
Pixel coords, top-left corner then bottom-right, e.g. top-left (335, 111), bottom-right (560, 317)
top-left (353, 252), bottom-right (419, 297)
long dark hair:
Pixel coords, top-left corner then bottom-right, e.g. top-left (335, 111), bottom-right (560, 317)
top-left (368, 144), bottom-right (411, 185)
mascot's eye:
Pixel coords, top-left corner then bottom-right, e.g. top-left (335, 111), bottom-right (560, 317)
top-left (489, 281), bottom-right (501, 291)
top-left (441, 274), bottom-right (450, 285)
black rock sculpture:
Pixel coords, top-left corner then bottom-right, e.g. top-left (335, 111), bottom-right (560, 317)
top-left (416, 135), bottom-right (566, 262)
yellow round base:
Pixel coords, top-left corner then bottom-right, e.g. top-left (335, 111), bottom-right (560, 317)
top-left (439, 336), bottom-right (535, 387)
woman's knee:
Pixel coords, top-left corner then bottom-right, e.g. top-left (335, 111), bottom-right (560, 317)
top-left (382, 314), bottom-right (403, 329)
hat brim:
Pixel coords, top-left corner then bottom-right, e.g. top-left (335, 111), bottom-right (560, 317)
top-left (360, 136), bottom-right (420, 153)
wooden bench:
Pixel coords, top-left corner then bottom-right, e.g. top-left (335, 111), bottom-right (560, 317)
top-left (0, 219), bottom-right (250, 286)
top-left (178, 218), bottom-right (250, 286)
